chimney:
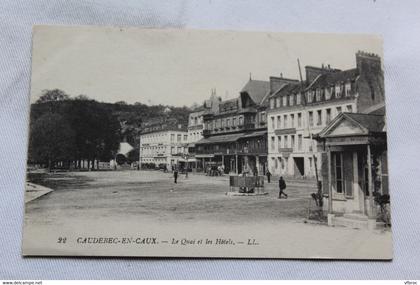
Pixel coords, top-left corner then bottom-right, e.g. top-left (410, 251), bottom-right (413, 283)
top-left (305, 65), bottom-right (340, 84)
top-left (269, 76), bottom-right (299, 93)
top-left (356, 50), bottom-right (381, 75)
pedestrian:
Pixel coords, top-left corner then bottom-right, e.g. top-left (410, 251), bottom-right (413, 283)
top-left (266, 170), bottom-right (271, 183)
top-left (174, 168), bottom-right (178, 184)
top-left (278, 176), bottom-right (288, 199)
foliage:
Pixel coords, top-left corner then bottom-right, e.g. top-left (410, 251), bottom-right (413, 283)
top-left (28, 89), bottom-right (191, 169)
top-left (28, 112), bottom-right (75, 169)
top-left (36, 89), bottom-right (70, 103)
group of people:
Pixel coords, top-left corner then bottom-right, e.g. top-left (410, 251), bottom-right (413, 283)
top-left (266, 170), bottom-right (288, 199)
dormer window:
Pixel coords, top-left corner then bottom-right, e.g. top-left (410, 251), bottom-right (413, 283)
top-left (270, 98), bottom-right (275, 109)
top-left (296, 93), bottom-right (301, 105)
top-left (282, 96), bottom-right (287, 106)
top-left (307, 91), bottom-right (313, 103)
top-left (276, 97), bottom-right (281, 108)
top-left (335, 84), bottom-right (342, 98)
top-left (289, 95), bottom-right (294, 106)
top-left (315, 89), bottom-right (321, 101)
top-left (325, 87), bottom-right (331, 100)
top-left (345, 82), bottom-right (351, 97)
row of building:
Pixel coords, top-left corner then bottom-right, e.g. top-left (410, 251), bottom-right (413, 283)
top-left (138, 51), bottom-right (388, 220)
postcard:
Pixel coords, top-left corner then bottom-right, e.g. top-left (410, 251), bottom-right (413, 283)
top-left (23, 26), bottom-right (392, 259)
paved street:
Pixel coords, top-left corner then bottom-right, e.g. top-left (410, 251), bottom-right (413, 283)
top-left (25, 170), bottom-right (316, 226)
top-left (23, 170), bottom-right (392, 259)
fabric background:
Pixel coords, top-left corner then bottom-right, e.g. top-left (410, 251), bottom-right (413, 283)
top-left (1, 0), bottom-right (419, 279)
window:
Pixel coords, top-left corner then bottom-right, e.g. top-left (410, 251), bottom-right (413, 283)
top-left (239, 116), bottom-right (243, 125)
top-left (274, 157), bottom-right (278, 169)
top-left (307, 91), bottom-right (313, 103)
top-left (345, 82), bottom-right (351, 97)
top-left (232, 117), bottom-right (236, 126)
top-left (284, 135), bottom-right (288, 148)
top-left (177, 134), bottom-right (181, 142)
top-left (261, 112), bottom-right (266, 122)
top-left (282, 96), bottom-right (287, 106)
top-left (298, 134), bottom-right (302, 151)
top-left (325, 88), bottom-right (331, 100)
top-left (270, 98), bottom-right (275, 109)
top-left (226, 118), bottom-right (230, 127)
top-left (296, 93), bottom-right (301, 105)
top-left (277, 115), bottom-right (281, 129)
top-left (290, 114), bottom-right (295, 128)
top-left (317, 110), bottom-right (322, 125)
top-left (297, 113), bottom-right (302, 128)
top-left (221, 119), bottom-right (225, 128)
top-left (277, 136), bottom-right (282, 151)
top-left (336, 106), bottom-right (342, 115)
top-left (334, 153), bottom-right (344, 194)
top-left (326, 108), bottom-right (331, 124)
top-left (346, 105), bottom-right (353, 112)
top-left (291, 135), bottom-right (295, 150)
top-left (171, 134), bottom-right (175, 142)
top-left (283, 115), bottom-right (288, 128)
top-left (271, 136), bottom-right (275, 151)
top-left (289, 95), bottom-right (294, 106)
top-left (335, 84), bottom-right (342, 98)
top-left (184, 135), bottom-right (188, 141)
top-left (308, 111), bottom-right (314, 126)
top-left (276, 97), bottom-right (281, 108)
top-left (171, 147), bottom-right (175, 154)
top-left (316, 89), bottom-right (321, 101)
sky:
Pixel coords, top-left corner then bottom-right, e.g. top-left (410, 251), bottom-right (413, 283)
top-left (30, 26), bottom-right (383, 107)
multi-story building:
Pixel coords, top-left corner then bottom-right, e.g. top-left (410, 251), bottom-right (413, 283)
top-left (267, 51), bottom-right (385, 179)
top-left (139, 118), bottom-right (188, 169)
top-left (195, 76), bottom-right (297, 174)
top-left (187, 90), bottom-right (221, 171)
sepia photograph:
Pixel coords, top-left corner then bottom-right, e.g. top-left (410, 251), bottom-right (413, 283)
top-left (22, 25), bottom-right (392, 259)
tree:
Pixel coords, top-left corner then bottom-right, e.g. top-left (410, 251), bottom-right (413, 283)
top-left (63, 100), bottom-right (120, 167)
top-left (36, 89), bottom-right (70, 103)
top-left (28, 113), bottom-right (75, 171)
top-left (75, 94), bottom-right (91, 101)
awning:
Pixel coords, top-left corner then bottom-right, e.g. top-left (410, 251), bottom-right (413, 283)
top-left (195, 154), bottom-right (215, 158)
top-left (239, 130), bottom-right (267, 139)
top-left (195, 133), bottom-right (243, 145)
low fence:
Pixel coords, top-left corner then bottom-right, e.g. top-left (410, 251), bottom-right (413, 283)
top-left (229, 175), bottom-right (265, 194)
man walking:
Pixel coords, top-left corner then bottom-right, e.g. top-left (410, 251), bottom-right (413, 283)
top-left (266, 170), bottom-right (271, 183)
top-left (173, 168), bottom-right (178, 184)
top-left (278, 176), bottom-right (288, 199)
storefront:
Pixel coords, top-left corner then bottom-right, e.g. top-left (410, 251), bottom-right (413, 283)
top-left (315, 112), bottom-right (388, 229)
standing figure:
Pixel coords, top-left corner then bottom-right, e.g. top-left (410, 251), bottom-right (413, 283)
top-left (278, 176), bottom-right (288, 199)
top-left (266, 170), bottom-right (271, 183)
top-left (174, 169), bottom-right (178, 184)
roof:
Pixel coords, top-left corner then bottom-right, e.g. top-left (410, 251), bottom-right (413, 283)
top-left (307, 68), bottom-right (359, 90)
top-left (344, 113), bottom-right (385, 133)
top-left (317, 112), bottom-right (385, 139)
top-left (240, 79), bottom-right (270, 105)
top-left (117, 142), bottom-right (134, 156)
top-left (195, 133), bottom-right (244, 145)
top-left (269, 83), bottom-right (302, 99)
top-left (363, 102), bottom-right (386, 115)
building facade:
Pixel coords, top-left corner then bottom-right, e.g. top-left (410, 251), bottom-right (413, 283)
top-left (139, 119), bottom-right (188, 169)
top-left (314, 104), bottom-right (388, 228)
top-left (267, 51), bottom-right (385, 180)
top-left (187, 91), bottom-right (221, 171)
top-left (195, 77), bottom-right (297, 175)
